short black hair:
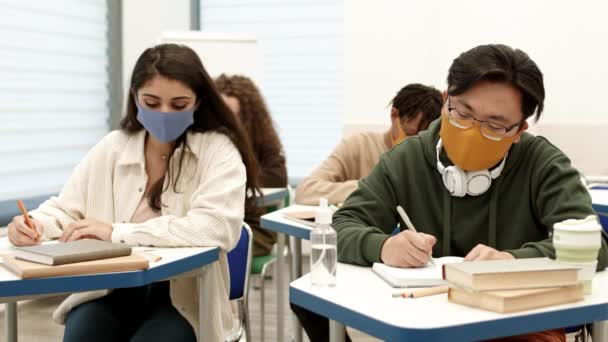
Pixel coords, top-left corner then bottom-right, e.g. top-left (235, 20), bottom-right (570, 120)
top-left (390, 83), bottom-right (443, 130)
top-left (447, 44), bottom-right (545, 121)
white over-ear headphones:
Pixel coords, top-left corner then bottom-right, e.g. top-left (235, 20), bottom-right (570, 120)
top-left (436, 139), bottom-right (507, 197)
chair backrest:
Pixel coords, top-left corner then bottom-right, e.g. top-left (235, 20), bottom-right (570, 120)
top-left (227, 223), bottom-right (253, 300)
top-left (588, 185), bottom-right (608, 232)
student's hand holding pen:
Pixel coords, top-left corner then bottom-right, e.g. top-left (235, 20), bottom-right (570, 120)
top-left (380, 230), bottom-right (436, 268)
top-left (8, 215), bottom-right (44, 246)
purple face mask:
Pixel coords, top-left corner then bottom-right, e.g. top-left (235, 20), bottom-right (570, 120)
top-left (135, 101), bottom-right (195, 143)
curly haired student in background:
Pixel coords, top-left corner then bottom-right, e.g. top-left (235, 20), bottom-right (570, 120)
top-left (215, 74), bottom-right (288, 256)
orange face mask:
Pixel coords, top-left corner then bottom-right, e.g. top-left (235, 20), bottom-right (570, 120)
top-left (439, 113), bottom-right (527, 171)
top-left (391, 121), bottom-right (407, 147)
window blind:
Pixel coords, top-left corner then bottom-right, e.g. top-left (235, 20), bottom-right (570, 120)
top-left (200, 0), bottom-right (343, 181)
top-left (0, 0), bottom-right (109, 201)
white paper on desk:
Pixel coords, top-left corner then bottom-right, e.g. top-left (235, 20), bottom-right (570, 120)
top-left (372, 256), bottom-right (463, 288)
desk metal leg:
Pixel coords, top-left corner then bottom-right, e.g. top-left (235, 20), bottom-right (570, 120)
top-left (5, 302), bottom-right (17, 342)
top-left (593, 320), bottom-right (608, 341)
top-left (277, 233), bottom-right (286, 341)
top-left (198, 271), bottom-right (206, 340)
top-left (292, 238), bottom-right (303, 342)
top-left (329, 320), bottom-right (345, 342)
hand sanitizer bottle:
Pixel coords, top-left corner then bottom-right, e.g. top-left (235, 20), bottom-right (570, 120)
top-left (310, 198), bottom-right (337, 286)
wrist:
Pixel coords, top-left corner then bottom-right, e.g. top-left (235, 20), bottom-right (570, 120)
top-left (501, 251), bottom-right (515, 259)
top-left (379, 235), bottom-right (393, 263)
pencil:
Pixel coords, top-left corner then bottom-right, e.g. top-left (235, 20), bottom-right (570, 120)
top-left (17, 200), bottom-right (38, 239)
top-left (140, 250), bottom-right (162, 262)
top-left (396, 205), bottom-right (435, 265)
top-left (392, 285), bottom-right (449, 298)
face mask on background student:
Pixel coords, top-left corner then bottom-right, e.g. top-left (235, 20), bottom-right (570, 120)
top-left (391, 121), bottom-right (407, 147)
top-left (135, 98), bottom-right (196, 143)
top-left (439, 97), bottom-right (527, 171)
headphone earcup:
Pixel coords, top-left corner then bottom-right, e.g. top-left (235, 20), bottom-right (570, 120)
top-left (466, 170), bottom-right (492, 196)
top-left (442, 166), bottom-right (467, 197)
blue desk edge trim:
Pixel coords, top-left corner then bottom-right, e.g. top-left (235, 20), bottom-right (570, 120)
top-left (257, 189), bottom-right (289, 206)
top-left (0, 248), bottom-right (219, 298)
top-left (261, 217), bottom-right (310, 240)
top-left (592, 203), bottom-right (608, 214)
top-left (290, 285), bottom-right (608, 341)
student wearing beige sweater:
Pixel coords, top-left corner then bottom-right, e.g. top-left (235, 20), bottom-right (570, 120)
top-left (295, 83), bottom-right (443, 206)
top-left (7, 44), bottom-right (260, 342)
top-left (291, 83), bottom-right (443, 342)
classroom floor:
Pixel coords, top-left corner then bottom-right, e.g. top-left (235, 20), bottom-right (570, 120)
top-left (0, 256), bottom-right (582, 342)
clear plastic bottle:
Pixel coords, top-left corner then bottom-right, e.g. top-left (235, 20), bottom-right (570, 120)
top-left (310, 198), bottom-right (337, 286)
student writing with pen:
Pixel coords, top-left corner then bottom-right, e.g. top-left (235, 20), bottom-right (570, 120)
top-left (13, 200), bottom-right (42, 244)
top-left (7, 44), bottom-right (258, 342)
top-left (291, 83), bottom-right (443, 342)
top-left (333, 44), bottom-right (608, 342)
top-left (396, 205), bottom-right (435, 266)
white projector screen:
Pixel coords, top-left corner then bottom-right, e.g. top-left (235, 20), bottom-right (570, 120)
top-left (159, 31), bottom-right (264, 87)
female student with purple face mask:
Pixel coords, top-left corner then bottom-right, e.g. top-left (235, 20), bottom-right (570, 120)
top-left (6, 43), bottom-right (260, 342)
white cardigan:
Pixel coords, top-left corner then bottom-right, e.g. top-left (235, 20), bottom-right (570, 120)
top-left (30, 129), bottom-right (246, 342)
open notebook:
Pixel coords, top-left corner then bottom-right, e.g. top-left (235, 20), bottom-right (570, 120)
top-left (373, 256), bottom-right (463, 288)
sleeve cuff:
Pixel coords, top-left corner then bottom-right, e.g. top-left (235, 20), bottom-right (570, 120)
top-left (505, 247), bottom-right (543, 259)
top-left (362, 232), bottom-right (390, 264)
top-left (111, 223), bottom-right (135, 244)
top-left (29, 212), bottom-right (60, 241)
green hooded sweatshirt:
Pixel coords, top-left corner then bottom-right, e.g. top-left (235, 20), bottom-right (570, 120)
top-left (333, 118), bottom-right (608, 270)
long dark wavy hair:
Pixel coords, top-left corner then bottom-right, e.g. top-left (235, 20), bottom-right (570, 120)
top-left (214, 74), bottom-right (285, 169)
top-left (120, 43), bottom-right (260, 211)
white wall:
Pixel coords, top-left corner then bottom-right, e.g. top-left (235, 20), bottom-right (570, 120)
top-left (122, 0), bottom-right (191, 94)
top-left (344, 0), bottom-right (608, 174)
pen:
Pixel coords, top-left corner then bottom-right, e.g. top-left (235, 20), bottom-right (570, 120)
top-left (392, 285), bottom-right (449, 298)
top-left (17, 200), bottom-right (38, 238)
top-left (396, 205), bottom-right (435, 265)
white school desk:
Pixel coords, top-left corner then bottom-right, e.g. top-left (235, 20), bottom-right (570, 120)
top-left (0, 238), bottom-right (220, 342)
top-left (260, 204), bottom-right (315, 342)
top-left (0, 187), bottom-right (287, 342)
top-left (290, 263), bottom-right (608, 342)
top-left (257, 187), bottom-right (290, 207)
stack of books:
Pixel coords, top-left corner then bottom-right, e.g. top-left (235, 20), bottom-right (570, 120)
top-left (1, 239), bottom-right (149, 279)
top-left (443, 258), bottom-right (584, 313)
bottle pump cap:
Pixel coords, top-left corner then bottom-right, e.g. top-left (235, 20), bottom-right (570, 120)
top-left (315, 198), bottom-right (332, 224)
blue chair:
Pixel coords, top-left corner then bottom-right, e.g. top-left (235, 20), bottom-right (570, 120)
top-left (226, 224), bottom-right (253, 342)
top-left (588, 185), bottom-right (608, 232)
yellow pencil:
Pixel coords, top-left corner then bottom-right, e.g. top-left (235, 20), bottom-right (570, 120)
top-left (140, 251), bottom-right (162, 262)
top-left (392, 285), bottom-right (449, 298)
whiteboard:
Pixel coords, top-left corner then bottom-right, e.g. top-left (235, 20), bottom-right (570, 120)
top-left (158, 31), bottom-right (264, 87)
